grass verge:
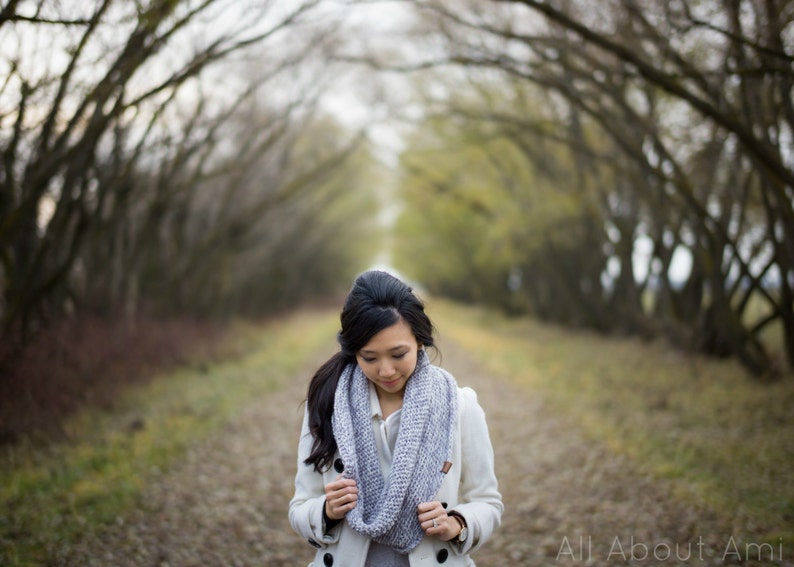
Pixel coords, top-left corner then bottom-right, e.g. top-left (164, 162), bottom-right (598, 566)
top-left (0, 309), bottom-right (338, 566)
top-left (429, 299), bottom-right (794, 549)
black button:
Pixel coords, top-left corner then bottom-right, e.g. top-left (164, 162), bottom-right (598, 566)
top-left (307, 538), bottom-right (321, 549)
top-left (323, 552), bottom-right (334, 566)
top-left (441, 501), bottom-right (448, 509)
top-left (437, 549), bottom-right (449, 563)
top-left (334, 458), bottom-right (344, 473)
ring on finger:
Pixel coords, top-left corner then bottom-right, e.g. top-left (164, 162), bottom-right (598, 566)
top-left (432, 518), bottom-right (438, 528)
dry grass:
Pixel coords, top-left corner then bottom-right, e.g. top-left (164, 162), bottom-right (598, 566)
top-left (429, 299), bottom-right (794, 547)
top-left (4, 299), bottom-right (793, 565)
top-left (0, 309), bottom-right (338, 566)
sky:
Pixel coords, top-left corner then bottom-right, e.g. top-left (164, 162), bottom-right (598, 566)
top-left (318, 0), bottom-right (422, 166)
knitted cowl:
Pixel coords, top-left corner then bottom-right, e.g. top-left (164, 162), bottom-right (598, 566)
top-left (331, 349), bottom-right (458, 554)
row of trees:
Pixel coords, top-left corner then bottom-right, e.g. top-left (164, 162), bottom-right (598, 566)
top-left (0, 0), bottom-right (381, 348)
top-left (391, 0), bottom-right (794, 378)
top-left (3, 0), bottom-right (791, 380)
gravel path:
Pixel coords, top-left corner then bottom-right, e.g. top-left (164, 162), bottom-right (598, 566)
top-left (59, 339), bottom-right (785, 566)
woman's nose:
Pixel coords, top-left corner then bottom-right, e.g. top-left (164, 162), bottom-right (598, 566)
top-left (379, 362), bottom-right (395, 377)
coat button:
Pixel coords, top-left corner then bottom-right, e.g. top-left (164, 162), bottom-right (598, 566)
top-left (323, 552), bottom-right (334, 566)
top-left (333, 458), bottom-right (344, 473)
top-left (441, 501), bottom-right (448, 509)
top-left (437, 548), bottom-right (449, 563)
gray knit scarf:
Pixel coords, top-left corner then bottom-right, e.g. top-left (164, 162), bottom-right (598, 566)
top-left (332, 349), bottom-right (458, 554)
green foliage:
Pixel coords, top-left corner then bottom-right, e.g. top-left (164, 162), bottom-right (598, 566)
top-left (392, 111), bottom-right (601, 316)
top-left (0, 309), bottom-right (338, 566)
top-left (399, 0), bottom-right (794, 376)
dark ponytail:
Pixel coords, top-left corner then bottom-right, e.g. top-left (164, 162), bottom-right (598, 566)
top-left (305, 352), bottom-right (350, 472)
top-left (303, 270), bottom-right (436, 473)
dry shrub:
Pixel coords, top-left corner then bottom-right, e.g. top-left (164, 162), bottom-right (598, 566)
top-left (0, 315), bottom-right (227, 445)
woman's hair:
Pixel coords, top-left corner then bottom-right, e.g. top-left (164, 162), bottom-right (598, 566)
top-left (304, 270), bottom-right (435, 472)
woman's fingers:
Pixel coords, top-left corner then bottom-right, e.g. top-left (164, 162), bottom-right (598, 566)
top-left (417, 501), bottom-right (454, 538)
top-left (324, 476), bottom-right (358, 520)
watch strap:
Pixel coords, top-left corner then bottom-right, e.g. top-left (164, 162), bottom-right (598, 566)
top-left (448, 511), bottom-right (468, 542)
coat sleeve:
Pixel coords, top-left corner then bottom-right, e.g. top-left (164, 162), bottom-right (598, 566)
top-left (288, 408), bottom-right (341, 548)
top-left (451, 386), bottom-right (503, 556)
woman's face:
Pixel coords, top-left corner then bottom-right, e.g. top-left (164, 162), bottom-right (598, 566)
top-left (356, 318), bottom-right (420, 398)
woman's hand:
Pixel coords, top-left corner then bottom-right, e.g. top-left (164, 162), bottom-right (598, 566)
top-left (417, 501), bottom-right (461, 541)
top-left (324, 475), bottom-right (358, 520)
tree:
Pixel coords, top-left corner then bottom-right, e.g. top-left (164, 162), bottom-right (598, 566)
top-left (389, 0), bottom-right (793, 376)
top-left (0, 0), bottom-right (376, 344)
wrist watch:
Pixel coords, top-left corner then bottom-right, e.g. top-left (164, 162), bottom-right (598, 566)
top-left (449, 511), bottom-right (468, 543)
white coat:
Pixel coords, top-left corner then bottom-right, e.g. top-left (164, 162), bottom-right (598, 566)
top-left (289, 385), bottom-right (503, 567)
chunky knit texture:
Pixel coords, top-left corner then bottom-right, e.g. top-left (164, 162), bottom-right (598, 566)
top-left (332, 349), bottom-right (458, 553)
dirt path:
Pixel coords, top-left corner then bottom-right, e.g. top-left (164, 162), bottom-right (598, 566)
top-left (59, 339), bottom-right (782, 566)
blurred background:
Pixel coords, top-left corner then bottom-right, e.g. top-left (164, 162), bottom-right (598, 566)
top-left (1, 1), bottom-right (793, 563)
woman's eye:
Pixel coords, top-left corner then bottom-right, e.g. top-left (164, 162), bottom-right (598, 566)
top-left (393, 353), bottom-right (407, 359)
top-left (362, 357), bottom-right (376, 363)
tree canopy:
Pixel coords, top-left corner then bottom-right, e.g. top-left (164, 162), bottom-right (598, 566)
top-left (1, 0), bottom-right (792, 379)
top-left (0, 0), bottom-right (382, 343)
top-left (389, 0), bottom-right (794, 378)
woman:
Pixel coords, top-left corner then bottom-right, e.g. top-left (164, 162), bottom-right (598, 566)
top-left (289, 270), bottom-right (502, 566)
